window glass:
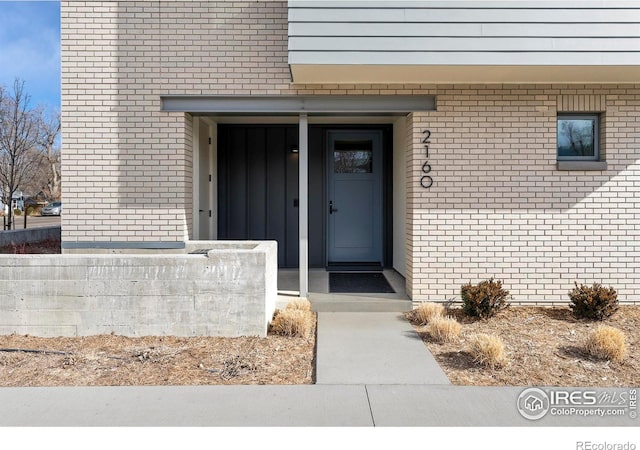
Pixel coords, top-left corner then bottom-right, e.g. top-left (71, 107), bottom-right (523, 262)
top-left (333, 140), bottom-right (373, 173)
top-left (557, 116), bottom-right (598, 160)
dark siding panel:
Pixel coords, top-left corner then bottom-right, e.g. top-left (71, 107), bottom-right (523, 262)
top-left (266, 127), bottom-right (287, 266)
top-left (217, 126), bottom-right (228, 239)
top-left (285, 127), bottom-right (300, 267)
top-left (219, 124), bottom-right (300, 268)
top-left (247, 127), bottom-right (267, 239)
top-left (226, 127), bottom-right (247, 239)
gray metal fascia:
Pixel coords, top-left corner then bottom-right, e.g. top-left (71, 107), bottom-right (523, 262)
top-left (161, 95), bottom-right (436, 114)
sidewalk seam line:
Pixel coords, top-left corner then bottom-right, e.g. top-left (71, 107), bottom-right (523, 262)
top-left (364, 385), bottom-right (376, 427)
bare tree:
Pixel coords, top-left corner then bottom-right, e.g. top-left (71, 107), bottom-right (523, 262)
top-left (36, 109), bottom-right (61, 200)
top-left (0, 79), bottom-right (43, 230)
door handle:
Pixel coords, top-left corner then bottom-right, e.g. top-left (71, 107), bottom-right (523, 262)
top-left (329, 201), bottom-right (338, 214)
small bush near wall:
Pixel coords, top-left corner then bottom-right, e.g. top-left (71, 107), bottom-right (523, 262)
top-left (461, 278), bottom-right (510, 319)
top-left (569, 282), bottom-right (619, 320)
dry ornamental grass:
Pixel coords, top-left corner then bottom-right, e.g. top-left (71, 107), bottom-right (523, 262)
top-left (427, 317), bottom-right (461, 343)
top-left (270, 304), bottom-right (316, 338)
top-left (468, 333), bottom-right (508, 369)
top-left (584, 325), bottom-right (627, 362)
top-left (285, 298), bottom-right (312, 312)
top-left (413, 302), bottom-right (445, 325)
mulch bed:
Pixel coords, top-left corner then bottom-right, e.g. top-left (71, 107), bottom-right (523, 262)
top-left (408, 305), bottom-right (639, 387)
top-left (0, 328), bottom-right (316, 386)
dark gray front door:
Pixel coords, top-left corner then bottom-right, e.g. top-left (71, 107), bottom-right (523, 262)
top-left (327, 130), bottom-right (383, 264)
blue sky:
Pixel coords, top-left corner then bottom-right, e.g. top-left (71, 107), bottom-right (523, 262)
top-left (0, 1), bottom-right (60, 111)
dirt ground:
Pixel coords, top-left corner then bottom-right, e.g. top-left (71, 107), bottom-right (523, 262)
top-left (408, 305), bottom-right (640, 387)
top-left (0, 330), bottom-right (316, 387)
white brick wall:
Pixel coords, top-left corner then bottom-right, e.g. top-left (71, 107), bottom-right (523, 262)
top-left (61, 1), bottom-right (294, 245)
top-left (62, 2), bottom-right (640, 304)
top-left (407, 85), bottom-right (640, 304)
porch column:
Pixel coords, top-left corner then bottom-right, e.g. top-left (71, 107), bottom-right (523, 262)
top-left (299, 113), bottom-right (309, 299)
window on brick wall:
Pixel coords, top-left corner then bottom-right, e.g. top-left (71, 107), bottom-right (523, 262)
top-left (557, 114), bottom-right (600, 161)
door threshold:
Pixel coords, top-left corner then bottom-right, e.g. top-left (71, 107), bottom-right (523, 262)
top-left (326, 262), bottom-right (383, 272)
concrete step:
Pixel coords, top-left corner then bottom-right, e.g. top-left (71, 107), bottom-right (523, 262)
top-left (309, 293), bottom-right (412, 313)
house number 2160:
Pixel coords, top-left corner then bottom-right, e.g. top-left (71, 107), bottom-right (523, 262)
top-left (421, 129), bottom-right (433, 189)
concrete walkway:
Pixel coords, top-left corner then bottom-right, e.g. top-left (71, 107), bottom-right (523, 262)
top-left (0, 312), bottom-right (637, 427)
top-left (316, 312), bottom-right (449, 385)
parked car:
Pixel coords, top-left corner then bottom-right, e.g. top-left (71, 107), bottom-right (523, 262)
top-left (41, 201), bottom-right (62, 216)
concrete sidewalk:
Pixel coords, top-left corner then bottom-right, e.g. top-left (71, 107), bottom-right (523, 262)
top-left (0, 385), bottom-right (636, 426)
top-left (0, 311), bottom-right (637, 427)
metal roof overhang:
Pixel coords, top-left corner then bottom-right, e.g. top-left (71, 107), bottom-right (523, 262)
top-left (160, 95), bottom-right (436, 115)
top-left (288, 64), bottom-right (640, 84)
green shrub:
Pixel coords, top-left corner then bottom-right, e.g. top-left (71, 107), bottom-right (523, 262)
top-left (569, 282), bottom-right (618, 320)
top-left (461, 278), bottom-right (510, 319)
top-left (13, 208), bottom-right (21, 216)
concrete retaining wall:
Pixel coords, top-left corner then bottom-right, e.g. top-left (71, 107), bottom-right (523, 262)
top-left (0, 226), bottom-right (61, 248)
top-left (0, 241), bottom-right (277, 337)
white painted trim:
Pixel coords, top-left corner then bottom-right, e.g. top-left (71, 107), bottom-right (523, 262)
top-left (392, 117), bottom-right (407, 277)
top-left (209, 123), bottom-right (217, 240)
top-left (288, 52), bottom-right (640, 66)
top-left (192, 119), bottom-right (200, 240)
top-left (289, 1), bottom-right (640, 8)
top-left (299, 113), bottom-right (309, 299)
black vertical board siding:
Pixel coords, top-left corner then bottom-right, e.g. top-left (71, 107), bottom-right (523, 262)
top-left (217, 126), bottom-right (228, 239)
top-left (247, 127), bottom-right (267, 239)
top-left (266, 127), bottom-right (287, 266)
top-left (227, 127), bottom-right (247, 239)
top-left (285, 126), bottom-right (300, 267)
